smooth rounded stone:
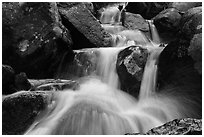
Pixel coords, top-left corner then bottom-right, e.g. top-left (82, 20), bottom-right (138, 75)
top-left (2, 2), bottom-right (73, 79)
top-left (125, 2), bottom-right (169, 19)
top-left (116, 46), bottom-right (148, 98)
top-left (168, 2), bottom-right (202, 12)
top-left (57, 2), bottom-right (112, 49)
top-left (180, 6), bottom-right (202, 40)
top-left (126, 118), bottom-right (202, 135)
top-left (2, 91), bottom-right (51, 135)
top-left (29, 79), bottom-right (79, 91)
top-left (153, 8), bottom-right (182, 34)
top-left (2, 65), bottom-right (16, 95)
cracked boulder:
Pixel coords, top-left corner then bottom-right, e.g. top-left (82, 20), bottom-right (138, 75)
top-left (2, 2), bottom-right (74, 79)
top-left (57, 2), bottom-right (112, 49)
top-left (116, 46), bottom-right (148, 98)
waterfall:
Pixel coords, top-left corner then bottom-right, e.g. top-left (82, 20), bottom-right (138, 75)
top-left (23, 6), bottom-right (200, 135)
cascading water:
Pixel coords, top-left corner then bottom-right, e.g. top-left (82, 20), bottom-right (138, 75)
top-left (24, 4), bottom-right (200, 135)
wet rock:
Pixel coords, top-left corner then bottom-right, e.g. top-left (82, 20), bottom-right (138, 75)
top-left (58, 2), bottom-right (112, 49)
top-left (145, 118), bottom-right (202, 135)
top-left (56, 48), bottom-right (99, 79)
top-left (153, 8), bottom-right (182, 34)
top-left (2, 2), bottom-right (74, 79)
top-left (126, 118), bottom-right (202, 135)
top-left (124, 12), bottom-right (149, 32)
top-left (29, 79), bottom-right (79, 91)
top-left (116, 46), bottom-right (148, 98)
top-left (168, 2), bottom-right (202, 12)
top-left (157, 6), bottom-right (202, 89)
top-left (180, 6), bottom-right (202, 40)
top-left (2, 65), bottom-right (16, 95)
top-left (125, 2), bottom-right (169, 19)
top-left (14, 72), bottom-right (31, 91)
top-left (157, 39), bottom-right (202, 91)
top-left (2, 91), bottom-right (50, 135)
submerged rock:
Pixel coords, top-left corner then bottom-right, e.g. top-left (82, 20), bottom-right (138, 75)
top-left (57, 2), bottom-right (112, 49)
top-left (2, 2), bottom-right (74, 79)
top-left (2, 91), bottom-right (50, 135)
top-left (126, 118), bottom-right (202, 135)
top-left (116, 46), bottom-right (148, 98)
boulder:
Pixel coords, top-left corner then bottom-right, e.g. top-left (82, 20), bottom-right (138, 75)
top-left (2, 91), bottom-right (50, 134)
top-left (153, 8), bottom-right (182, 34)
top-left (116, 46), bottom-right (148, 98)
top-left (126, 118), bottom-right (202, 135)
top-left (125, 2), bottom-right (169, 19)
top-left (180, 6), bottom-right (202, 40)
top-left (2, 2), bottom-right (74, 79)
top-left (57, 2), bottom-right (112, 49)
top-left (168, 2), bottom-right (202, 12)
top-left (157, 6), bottom-right (202, 89)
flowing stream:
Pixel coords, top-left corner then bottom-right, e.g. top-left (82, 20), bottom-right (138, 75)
top-left (24, 4), bottom-right (199, 135)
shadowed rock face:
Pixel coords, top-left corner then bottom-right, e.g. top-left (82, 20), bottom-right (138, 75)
top-left (2, 2), bottom-right (74, 79)
top-left (2, 91), bottom-right (51, 135)
top-left (126, 118), bottom-right (202, 135)
top-left (157, 6), bottom-right (202, 90)
top-left (57, 2), bottom-right (112, 49)
top-left (116, 46), bottom-right (148, 98)
top-left (168, 2), bottom-right (202, 12)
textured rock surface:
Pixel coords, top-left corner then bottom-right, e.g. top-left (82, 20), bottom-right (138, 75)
top-left (58, 2), bottom-right (112, 49)
top-left (116, 46), bottom-right (148, 98)
top-left (2, 2), bottom-right (74, 79)
top-left (2, 91), bottom-right (50, 135)
top-left (126, 118), bottom-right (202, 135)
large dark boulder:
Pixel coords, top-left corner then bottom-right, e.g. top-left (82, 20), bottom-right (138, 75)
top-left (116, 46), bottom-right (148, 98)
top-left (2, 2), bottom-right (74, 79)
top-left (125, 2), bottom-right (169, 19)
top-left (57, 2), bottom-right (112, 49)
top-left (2, 91), bottom-right (50, 135)
top-left (126, 118), bottom-right (202, 135)
top-left (157, 6), bottom-right (202, 90)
